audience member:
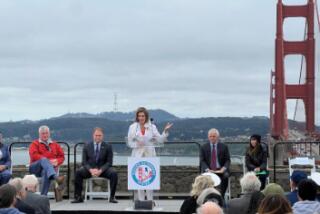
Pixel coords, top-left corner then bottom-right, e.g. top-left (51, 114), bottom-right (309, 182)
top-left (0, 132), bottom-right (12, 185)
top-left (246, 191), bottom-right (265, 214)
top-left (309, 172), bottom-right (320, 201)
top-left (258, 194), bottom-right (292, 214)
top-left (292, 179), bottom-right (320, 214)
top-left (9, 178), bottom-right (35, 214)
top-left (286, 170), bottom-right (307, 206)
top-left (197, 201), bottom-right (223, 214)
top-left (0, 184), bottom-right (24, 214)
top-left (228, 171), bottom-right (261, 214)
top-left (196, 186), bottom-right (223, 207)
top-left (180, 175), bottom-right (215, 214)
top-left (262, 183), bottom-right (284, 196)
top-left (22, 175), bottom-right (50, 214)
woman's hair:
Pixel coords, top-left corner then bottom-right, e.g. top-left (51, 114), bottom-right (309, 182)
top-left (191, 175), bottom-right (214, 197)
top-left (0, 184), bottom-right (17, 208)
top-left (247, 191), bottom-right (265, 214)
top-left (135, 107), bottom-right (149, 123)
top-left (257, 194), bottom-right (292, 214)
top-left (248, 134), bottom-right (262, 156)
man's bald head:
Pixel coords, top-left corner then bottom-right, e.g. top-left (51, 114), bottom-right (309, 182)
top-left (197, 201), bottom-right (223, 214)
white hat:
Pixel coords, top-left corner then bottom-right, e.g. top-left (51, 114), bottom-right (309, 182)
top-left (309, 172), bottom-right (320, 186)
top-left (201, 172), bottom-right (221, 187)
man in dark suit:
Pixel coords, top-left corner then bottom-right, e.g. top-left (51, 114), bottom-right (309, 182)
top-left (72, 127), bottom-right (118, 203)
top-left (200, 128), bottom-right (230, 198)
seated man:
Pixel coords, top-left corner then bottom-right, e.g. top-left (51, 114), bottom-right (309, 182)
top-left (29, 125), bottom-right (65, 199)
top-left (286, 170), bottom-right (307, 206)
top-left (200, 128), bottom-right (230, 198)
top-left (22, 174), bottom-right (50, 214)
top-left (72, 127), bottom-right (118, 203)
top-left (0, 132), bottom-right (11, 185)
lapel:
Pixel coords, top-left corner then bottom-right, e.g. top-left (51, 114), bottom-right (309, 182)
top-left (89, 142), bottom-right (95, 158)
top-left (217, 142), bottom-right (221, 161)
top-left (206, 143), bottom-right (211, 161)
top-left (99, 142), bottom-right (106, 160)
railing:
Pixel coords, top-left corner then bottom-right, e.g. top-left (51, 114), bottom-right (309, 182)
top-left (273, 141), bottom-right (320, 182)
top-left (73, 141), bottom-right (202, 172)
top-left (9, 142), bottom-right (71, 199)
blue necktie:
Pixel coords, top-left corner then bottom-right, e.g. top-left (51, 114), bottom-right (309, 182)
top-left (95, 144), bottom-right (100, 163)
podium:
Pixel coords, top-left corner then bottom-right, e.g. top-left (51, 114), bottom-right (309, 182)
top-left (125, 135), bottom-right (164, 211)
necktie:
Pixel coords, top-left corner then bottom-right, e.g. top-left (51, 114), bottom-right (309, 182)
top-left (211, 144), bottom-right (217, 170)
top-left (95, 144), bottom-right (100, 163)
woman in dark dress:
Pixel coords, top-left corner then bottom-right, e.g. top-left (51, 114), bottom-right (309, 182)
top-left (245, 134), bottom-right (268, 190)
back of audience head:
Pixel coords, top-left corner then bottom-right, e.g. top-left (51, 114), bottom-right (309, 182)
top-left (290, 170), bottom-right (307, 190)
top-left (9, 177), bottom-right (26, 199)
top-left (22, 174), bottom-right (38, 193)
top-left (262, 183), bottom-right (284, 196)
top-left (241, 172), bottom-right (261, 194)
top-left (196, 187), bottom-right (223, 207)
top-left (0, 184), bottom-right (17, 208)
top-left (247, 191), bottom-right (265, 214)
top-left (197, 201), bottom-right (223, 214)
top-left (191, 175), bottom-right (214, 197)
top-left (298, 179), bottom-right (317, 201)
top-left (258, 194), bottom-right (292, 214)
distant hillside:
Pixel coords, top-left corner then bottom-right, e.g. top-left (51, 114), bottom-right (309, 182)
top-left (58, 109), bottom-right (179, 122)
top-left (0, 110), bottom-right (310, 143)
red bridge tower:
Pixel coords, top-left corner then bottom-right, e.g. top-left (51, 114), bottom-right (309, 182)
top-left (271, 0), bottom-right (315, 139)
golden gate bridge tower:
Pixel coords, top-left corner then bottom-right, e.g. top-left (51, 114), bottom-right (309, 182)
top-left (270, 0), bottom-right (318, 140)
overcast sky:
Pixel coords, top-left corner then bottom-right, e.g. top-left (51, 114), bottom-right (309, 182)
top-left (0, 0), bottom-right (319, 122)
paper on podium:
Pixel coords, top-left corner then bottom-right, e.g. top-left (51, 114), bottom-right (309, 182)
top-left (126, 136), bottom-right (165, 149)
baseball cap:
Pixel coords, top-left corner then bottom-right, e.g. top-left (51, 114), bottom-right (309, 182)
top-left (291, 170), bottom-right (308, 185)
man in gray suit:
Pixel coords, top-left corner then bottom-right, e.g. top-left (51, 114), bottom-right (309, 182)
top-left (71, 127), bottom-right (118, 203)
top-left (22, 174), bottom-right (51, 214)
top-left (227, 172), bottom-right (261, 214)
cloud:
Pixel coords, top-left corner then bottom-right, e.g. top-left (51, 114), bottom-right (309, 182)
top-left (0, 0), bottom-right (318, 123)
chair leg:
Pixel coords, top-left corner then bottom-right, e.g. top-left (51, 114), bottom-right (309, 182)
top-left (84, 179), bottom-right (88, 202)
top-left (107, 180), bottom-right (111, 200)
top-left (89, 179), bottom-right (93, 200)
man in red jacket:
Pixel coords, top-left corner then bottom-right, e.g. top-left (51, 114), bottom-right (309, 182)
top-left (29, 125), bottom-right (65, 200)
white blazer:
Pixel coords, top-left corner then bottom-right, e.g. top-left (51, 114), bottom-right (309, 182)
top-left (127, 122), bottom-right (168, 157)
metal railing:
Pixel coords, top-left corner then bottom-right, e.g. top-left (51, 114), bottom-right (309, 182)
top-left (273, 141), bottom-right (320, 182)
top-left (73, 141), bottom-right (202, 172)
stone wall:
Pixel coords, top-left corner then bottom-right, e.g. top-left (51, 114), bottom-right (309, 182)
top-left (12, 164), bottom-right (292, 198)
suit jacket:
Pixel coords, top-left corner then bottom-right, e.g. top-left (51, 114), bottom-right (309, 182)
top-left (228, 193), bottom-right (252, 214)
top-left (200, 142), bottom-right (230, 173)
top-left (82, 141), bottom-right (113, 173)
top-left (15, 198), bottom-right (35, 214)
top-left (0, 143), bottom-right (11, 169)
top-left (23, 191), bottom-right (50, 214)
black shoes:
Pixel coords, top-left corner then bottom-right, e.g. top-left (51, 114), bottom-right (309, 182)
top-left (71, 196), bottom-right (84, 203)
top-left (109, 197), bottom-right (118, 203)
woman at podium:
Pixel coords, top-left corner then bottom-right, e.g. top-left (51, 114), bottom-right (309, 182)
top-left (127, 107), bottom-right (173, 201)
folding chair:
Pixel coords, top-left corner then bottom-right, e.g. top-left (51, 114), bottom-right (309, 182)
top-left (288, 156), bottom-right (316, 176)
top-left (84, 177), bottom-right (110, 201)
